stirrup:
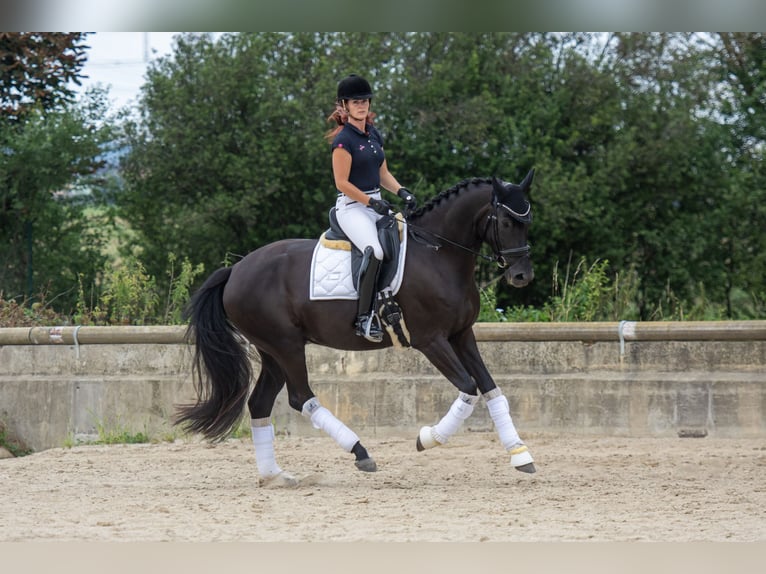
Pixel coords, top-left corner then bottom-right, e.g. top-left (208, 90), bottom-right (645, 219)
top-left (355, 314), bottom-right (383, 343)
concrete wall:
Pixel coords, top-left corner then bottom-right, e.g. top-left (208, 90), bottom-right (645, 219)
top-left (1, 323), bottom-right (764, 451)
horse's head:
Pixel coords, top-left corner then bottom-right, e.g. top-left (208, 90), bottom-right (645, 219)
top-left (489, 170), bottom-right (535, 288)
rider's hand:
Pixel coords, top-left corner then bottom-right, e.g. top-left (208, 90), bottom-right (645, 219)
top-left (368, 197), bottom-right (392, 215)
top-left (397, 187), bottom-right (417, 213)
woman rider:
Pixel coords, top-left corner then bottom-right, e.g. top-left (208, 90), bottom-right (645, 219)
top-left (325, 74), bottom-right (416, 342)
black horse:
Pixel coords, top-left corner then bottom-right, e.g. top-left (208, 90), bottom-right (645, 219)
top-left (177, 171), bottom-right (536, 486)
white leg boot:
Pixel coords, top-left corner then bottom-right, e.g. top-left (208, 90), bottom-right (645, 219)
top-left (251, 419), bottom-right (298, 487)
top-left (484, 389), bottom-right (535, 472)
top-left (301, 397), bottom-right (360, 452)
top-left (417, 392), bottom-right (479, 451)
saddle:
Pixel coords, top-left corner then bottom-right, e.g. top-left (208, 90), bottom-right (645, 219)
top-left (322, 208), bottom-right (404, 292)
top-left (319, 208), bottom-right (411, 347)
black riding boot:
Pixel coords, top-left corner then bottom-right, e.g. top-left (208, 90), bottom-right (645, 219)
top-left (355, 247), bottom-right (383, 342)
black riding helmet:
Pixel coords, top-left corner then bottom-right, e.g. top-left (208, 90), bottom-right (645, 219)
top-left (337, 74), bottom-right (373, 101)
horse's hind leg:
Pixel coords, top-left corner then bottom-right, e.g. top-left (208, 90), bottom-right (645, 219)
top-left (247, 352), bottom-right (298, 487)
top-left (301, 397), bottom-right (377, 472)
top-left (276, 344), bottom-right (377, 473)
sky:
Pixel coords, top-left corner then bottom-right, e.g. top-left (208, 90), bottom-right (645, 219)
top-left (77, 32), bottom-right (182, 110)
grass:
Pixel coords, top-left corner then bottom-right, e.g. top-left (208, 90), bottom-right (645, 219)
top-left (60, 415), bottom-right (154, 447)
top-left (60, 414), bottom-right (253, 448)
top-left (94, 419), bottom-right (151, 445)
top-left (0, 420), bottom-right (33, 457)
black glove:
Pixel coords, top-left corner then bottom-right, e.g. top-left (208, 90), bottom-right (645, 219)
top-left (397, 187), bottom-right (417, 212)
top-left (368, 197), bottom-right (392, 215)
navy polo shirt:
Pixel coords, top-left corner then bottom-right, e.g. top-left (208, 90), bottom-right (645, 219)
top-left (332, 123), bottom-right (385, 192)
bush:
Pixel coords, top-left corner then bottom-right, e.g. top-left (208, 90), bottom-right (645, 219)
top-left (494, 256), bottom-right (762, 322)
top-left (73, 254), bottom-right (204, 326)
top-left (1, 254), bottom-right (204, 327)
top-left (0, 291), bottom-right (69, 327)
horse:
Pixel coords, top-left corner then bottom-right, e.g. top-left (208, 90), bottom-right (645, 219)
top-left (176, 170), bottom-right (536, 486)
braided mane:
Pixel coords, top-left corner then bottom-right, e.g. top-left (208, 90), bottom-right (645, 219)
top-left (407, 177), bottom-right (493, 221)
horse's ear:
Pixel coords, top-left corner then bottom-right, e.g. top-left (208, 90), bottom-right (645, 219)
top-left (491, 176), bottom-right (508, 202)
top-left (520, 168), bottom-right (535, 192)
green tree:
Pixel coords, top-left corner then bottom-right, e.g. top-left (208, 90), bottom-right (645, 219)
top-left (597, 33), bottom-right (765, 318)
top-left (513, 33), bottom-right (748, 318)
top-left (0, 32), bottom-right (88, 122)
top-left (705, 33), bottom-right (766, 316)
top-left (119, 33), bottom-right (765, 320)
top-left (0, 33), bottom-right (116, 312)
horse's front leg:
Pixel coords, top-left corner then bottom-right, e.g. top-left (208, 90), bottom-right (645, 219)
top-left (450, 327), bottom-right (535, 473)
top-left (413, 336), bottom-right (482, 450)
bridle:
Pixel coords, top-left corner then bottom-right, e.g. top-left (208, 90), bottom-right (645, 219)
top-left (484, 197), bottom-right (532, 269)
top-left (404, 197), bottom-right (531, 269)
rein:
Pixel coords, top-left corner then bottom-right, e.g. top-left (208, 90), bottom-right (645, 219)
top-left (405, 218), bottom-right (497, 263)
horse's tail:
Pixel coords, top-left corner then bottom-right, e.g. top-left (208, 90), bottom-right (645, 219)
top-left (175, 266), bottom-right (252, 441)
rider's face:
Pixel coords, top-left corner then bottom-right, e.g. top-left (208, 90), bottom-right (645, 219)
top-left (346, 98), bottom-right (370, 119)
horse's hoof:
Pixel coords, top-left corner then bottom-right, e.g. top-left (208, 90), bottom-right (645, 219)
top-left (514, 462), bottom-right (537, 474)
top-left (509, 444), bottom-right (535, 473)
top-left (259, 471), bottom-right (299, 488)
top-left (416, 426), bottom-right (439, 452)
top-left (355, 457), bottom-right (377, 472)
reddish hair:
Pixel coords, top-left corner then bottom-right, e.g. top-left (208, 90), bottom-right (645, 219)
top-left (324, 101), bottom-right (376, 143)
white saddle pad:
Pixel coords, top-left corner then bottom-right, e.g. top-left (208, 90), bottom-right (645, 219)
top-left (309, 223), bottom-right (408, 301)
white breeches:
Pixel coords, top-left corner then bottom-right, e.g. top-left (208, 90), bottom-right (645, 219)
top-left (335, 192), bottom-right (385, 260)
